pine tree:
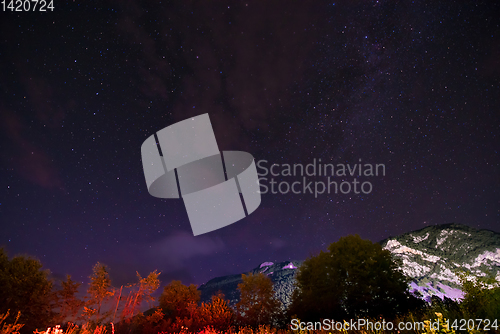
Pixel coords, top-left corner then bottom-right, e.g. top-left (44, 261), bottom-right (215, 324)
top-left (84, 262), bottom-right (114, 322)
top-left (55, 275), bottom-right (84, 323)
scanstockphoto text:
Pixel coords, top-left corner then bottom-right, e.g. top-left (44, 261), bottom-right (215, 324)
top-left (256, 159), bottom-right (385, 197)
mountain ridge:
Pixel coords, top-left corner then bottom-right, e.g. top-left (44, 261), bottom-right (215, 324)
top-left (198, 223), bottom-right (500, 306)
top-left (380, 223), bottom-right (500, 301)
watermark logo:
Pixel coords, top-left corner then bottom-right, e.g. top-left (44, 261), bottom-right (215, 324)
top-left (257, 159), bottom-right (385, 197)
top-left (141, 114), bottom-right (261, 236)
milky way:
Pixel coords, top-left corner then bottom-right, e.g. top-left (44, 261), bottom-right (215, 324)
top-left (0, 1), bottom-right (498, 287)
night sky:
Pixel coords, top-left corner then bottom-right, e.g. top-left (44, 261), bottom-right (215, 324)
top-left (1, 1), bottom-right (499, 289)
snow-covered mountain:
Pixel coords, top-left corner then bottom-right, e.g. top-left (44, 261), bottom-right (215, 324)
top-left (198, 260), bottom-right (301, 308)
top-left (381, 223), bottom-right (500, 302)
top-left (198, 224), bottom-right (500, 306)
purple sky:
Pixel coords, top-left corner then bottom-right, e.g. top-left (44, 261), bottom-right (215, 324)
top-left (1, 0), bottom-right (499, 289)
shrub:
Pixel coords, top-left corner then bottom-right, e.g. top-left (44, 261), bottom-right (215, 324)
top-left (0, 311), bottom-right (23, 334)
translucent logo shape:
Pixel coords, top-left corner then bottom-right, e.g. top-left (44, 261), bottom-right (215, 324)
top-left (141, 114), bottom-right (261, 236)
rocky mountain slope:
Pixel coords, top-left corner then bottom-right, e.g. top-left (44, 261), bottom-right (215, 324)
top-left (198, 224), bottom-right (500, 306)
top-left (381, 223), bottom-right (500, 301)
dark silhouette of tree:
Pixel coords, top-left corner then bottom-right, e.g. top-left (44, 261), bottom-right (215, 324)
top-left (289, 234), bottom-right (421, 320)
top-left (236, 272), bottom-right (281, 327)
top-left (0, 248), bottom-right (54, 333)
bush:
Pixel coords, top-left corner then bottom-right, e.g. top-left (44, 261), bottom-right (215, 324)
top-left (196, 293), bottom-right (234, 331)
top-left (0, 311), bottom-right (23, 334)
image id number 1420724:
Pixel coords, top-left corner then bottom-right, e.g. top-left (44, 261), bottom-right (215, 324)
top-left (1, 0), bottom-right (54, 11)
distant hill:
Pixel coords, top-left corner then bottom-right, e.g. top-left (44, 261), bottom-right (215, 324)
top-left (198, 260), bottom-right (301, 308)
top-left (198, 224), bottom-right (500, 306)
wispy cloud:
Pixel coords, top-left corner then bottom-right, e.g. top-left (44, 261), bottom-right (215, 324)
top-left (150, 230), bottom-right (225, 267)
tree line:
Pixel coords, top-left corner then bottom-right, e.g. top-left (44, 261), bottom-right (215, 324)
top-left (1, 234), bottom-right (499, 334)
top-left (0, 248), bottom-right (162, 333)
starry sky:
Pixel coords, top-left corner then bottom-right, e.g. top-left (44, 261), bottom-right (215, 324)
top-left (1, 1), bottom-right (499, 288)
